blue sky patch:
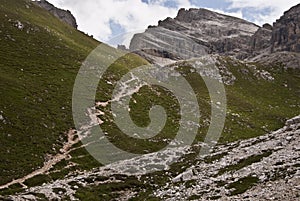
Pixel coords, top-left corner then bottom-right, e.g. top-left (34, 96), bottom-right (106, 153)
top-left (190, 0), bottom-right (231, 10)
top-left (109, 19), bottom-right (126, 37)
top-left (142, 0), bottom-right (179, 8)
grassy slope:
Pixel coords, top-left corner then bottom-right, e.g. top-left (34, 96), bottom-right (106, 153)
top-left (0, 0), bottom-right (148, 186)
top-left (0, 0), bottom-right (97, 185)
top-left (93, 57), bottom-right (300, 152)
top-left (217, 58), bottom-right (300, 142)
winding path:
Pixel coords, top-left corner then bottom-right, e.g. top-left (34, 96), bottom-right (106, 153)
top-left (0, 129), bottom-right (79, 190)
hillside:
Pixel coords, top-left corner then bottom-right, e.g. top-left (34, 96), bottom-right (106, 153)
top-left (0, 0), bottom-right (300, 200)
top-left (0, 0), bottom-right (147, 194)
top-left (0, 0), bottom-right (98, 186)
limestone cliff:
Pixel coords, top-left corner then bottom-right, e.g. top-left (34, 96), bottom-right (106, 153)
top-left (130, 5), bottom-right (300, 68)
top-left (130, 8), bottom-right (259, 61)
top-left (271, 4), bottom-right (300, 53)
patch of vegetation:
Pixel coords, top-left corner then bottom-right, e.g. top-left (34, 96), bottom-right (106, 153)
top-left (217, 58), bottom-right (300, 143)
top-left (210, 195), bottom-right (222, 200)
top-left (50, 159), bottom-right (68, 171)
top-left (30, 192), bottom-right (47, 200)
top-left (49, 168), bottom-right (71, 181)
top-left (129, 190), bottom-right (162, 201)
top-left (188, 194), bottom-right (201, 200)
top-left (0, 183), bottom-right (23, 196)
top-left (53, 187), bottom-right (66, 194)
top-left (23, 174), bottom-right (51, 187)
top-left (204, 152), bottom-right (227, 163)
top-left (226, 176), bottom-right (259, 195)
top-left (185, 180), bottom-right (197, 188)
top-left (217, 151), bottom-right (272, 176)
top-left (75, 178), bottom-right (144, 201)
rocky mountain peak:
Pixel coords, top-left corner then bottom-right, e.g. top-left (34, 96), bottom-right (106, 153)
top-left (271, 3), bottom-right (300, 53)
top-left (130, 8), bottom-right (259, 63)
top-left (174, 7), bottom-right (250, 23)
top-left (175, 8), bottom-right (220, 22)
top-left (130, 4), bottom-right (300, 68)
top-left (33, 0), bottom-right (78, 29)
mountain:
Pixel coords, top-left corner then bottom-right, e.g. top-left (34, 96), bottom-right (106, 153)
top-left (248, 4), bottom-right (300, 68)
top-left (271, 3), bottom-right (300, 53)
top-left (130, 4), bottom-right (300, 68)
top-left (0, 1), bottom-right (299, 200)
top-left (130, 8), bottom-right (259, 62)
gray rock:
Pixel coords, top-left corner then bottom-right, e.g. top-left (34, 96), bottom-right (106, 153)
top-left (286, 115), bottom-right (300, 127)
top-left (154, 114), bottom-right (300, 200)
top-left (130, 5), bottom-right (300, 69)
top-left (271, 4), bottom-right (300, 53)
top-left (130, 8), bottom-right (258, 61)
top-left (250, 23), bottom-right (272, 54)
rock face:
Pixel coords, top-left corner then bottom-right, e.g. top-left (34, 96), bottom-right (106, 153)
top-left (130, 4), bottom-right (300, 69)
top-left (271, 4), bottom-right (300, 53)
top-left (33, 0), bottom-right (77, 29)
top-left (130, 8), bottom-right (259, 61)
top-left (250, 23), bottom-right (272, 54)
top-left (249, 4), bottom-right (300, 68)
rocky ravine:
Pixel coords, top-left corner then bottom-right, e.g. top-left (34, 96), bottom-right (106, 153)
top-left (4, 115), bottom-right (300, 200)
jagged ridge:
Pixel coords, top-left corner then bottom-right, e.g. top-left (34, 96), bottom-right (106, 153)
top-left (130, 4), bottom-right (300, 69)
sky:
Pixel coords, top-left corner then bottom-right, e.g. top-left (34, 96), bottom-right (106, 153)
top-left (45, 0), bottom-right (299, 47)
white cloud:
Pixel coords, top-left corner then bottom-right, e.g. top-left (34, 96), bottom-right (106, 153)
top-left (205, 8), bottom-right (243, 19)
top-left (225, 0), bottom-right (299, 25)
top-left (47, 0), bottom-right (195, 46)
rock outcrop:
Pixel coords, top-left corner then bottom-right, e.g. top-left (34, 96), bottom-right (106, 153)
top-left (249, 4), bottom-right (300, 68)
top-left (155, 115), bottom-right (300, 200)
top-left (130, 8), bottom-right (259, 62)
top-left (250, 23), bottom-right (272, 55)
top-left (271, 4), bottom-right (300, 53)
top-left (33, 0), bottom-right (77, 29)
